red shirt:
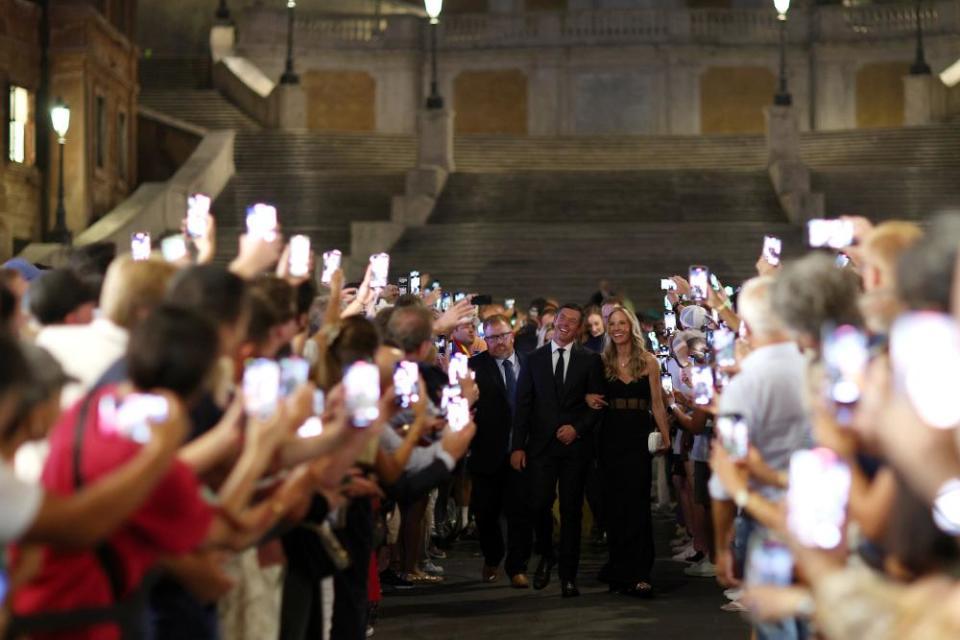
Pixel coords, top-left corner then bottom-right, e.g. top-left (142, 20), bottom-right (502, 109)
top-left (12, 386), bottom-right (214, 640)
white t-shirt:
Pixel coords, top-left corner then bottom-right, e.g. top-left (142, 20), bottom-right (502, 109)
top-left (0, 459), bottom-right (43, 544)
top-left (36, 318), bottom-right (129, 409)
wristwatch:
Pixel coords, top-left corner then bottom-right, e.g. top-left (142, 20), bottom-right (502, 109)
top-left (734, 488), bottom-right (750, 509)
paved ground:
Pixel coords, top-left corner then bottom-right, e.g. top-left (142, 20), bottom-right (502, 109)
top-left (375, 511), bottom-right (750, 640)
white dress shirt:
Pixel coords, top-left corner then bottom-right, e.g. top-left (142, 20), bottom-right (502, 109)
top-left (550, 341), bottom-right (573, 382)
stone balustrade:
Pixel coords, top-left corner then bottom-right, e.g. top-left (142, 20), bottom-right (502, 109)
top-left (235, 0), bottom-right (958, 52)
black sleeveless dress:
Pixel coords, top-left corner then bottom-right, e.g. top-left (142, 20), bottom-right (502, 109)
top-left (599, 376), bottom-right (655, 586)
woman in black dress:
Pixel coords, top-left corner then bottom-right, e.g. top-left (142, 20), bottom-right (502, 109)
top-left (587, 307), bottom-right (672, 597)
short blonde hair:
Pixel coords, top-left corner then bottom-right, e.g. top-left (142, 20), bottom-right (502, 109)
top-left (861, 221), bottom-right (923, 288)
top-left (99, 256), bottom-right (177, 330)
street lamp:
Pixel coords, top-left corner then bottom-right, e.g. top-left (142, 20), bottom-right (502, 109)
top-left (424, 0), bottom-right (443, 109)
top-left (280, 0), bottom-right (299, 84)
top-left (215, 0), bottom-right (231, 22)
top-left (50, 99), bottom-right (71, 244)
top-left (911, 0), bottom-right (932, 75)
top-left (773, 0), bottom-right (792, 106)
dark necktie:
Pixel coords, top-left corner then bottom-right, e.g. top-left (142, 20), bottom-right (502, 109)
top-left (502, 358), bottom-right (517, 412)
top-left (554, 347), bottom-right (566, 392)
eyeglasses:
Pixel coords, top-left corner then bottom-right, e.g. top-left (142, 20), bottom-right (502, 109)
top-left (485, 332), bottom-right (513, 343)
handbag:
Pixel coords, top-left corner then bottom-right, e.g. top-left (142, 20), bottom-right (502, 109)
top-left (647, 431), bottom-right (663, 454)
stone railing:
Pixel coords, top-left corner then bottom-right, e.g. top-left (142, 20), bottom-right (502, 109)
top-left (817, 1), bottom-right (956, 41)
top-left (18, 112), bottom-right (235, 266)
top-left (235, 1), bottom-right (958, 53)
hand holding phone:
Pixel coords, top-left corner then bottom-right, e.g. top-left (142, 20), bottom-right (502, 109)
top-left (394, 361), bottom-right (420, 409)
top-left (448, 352), bottom-right (470, 386)
top-left (786, 447), bottom-right (851, 548)
top-left (161, 234), bottom-right (188, 263)
top-left (716, 413), bottom-right (749, 460)
top-left (243, 358), bottom-right (282, 419)
top-left (691, 365), bottom-right (714, 406)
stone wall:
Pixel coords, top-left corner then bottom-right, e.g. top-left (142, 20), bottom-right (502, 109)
top-left (700, 66), bottom-right (777, 134)
top-left (453, 69), bottom-right (527, 134)
top-left (303, 70), bottom-right (377, 131)
top-left (0, 0), bottom-right (42, 257)
top-left (856, 61), bottom-right (912, 128)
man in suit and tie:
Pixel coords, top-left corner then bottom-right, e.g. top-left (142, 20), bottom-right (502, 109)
top-left (511, 303), bottom-right (603, 598)
top-left (468, 314), bottom-right (533, 588)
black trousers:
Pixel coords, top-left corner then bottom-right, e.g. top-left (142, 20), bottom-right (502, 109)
top-left (528, 446), bottom-right (589, 582)
top-left (470, 460), bottom-right (533, 577)
top-left (331, 499), bottom-right (373, 640)
top-left (279, 563), bottom-right (323, 640)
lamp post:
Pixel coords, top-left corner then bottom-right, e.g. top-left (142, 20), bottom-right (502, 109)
top-left (424, 0), bottom-right (443, 109)
top-left (49, 99), bottom-right (71, 245)
top-left (773, 0), bottom-right (792, 106)
top-left (215, 0), bottom-right (231, 22)
top-left (280, 0), bottom-right (299, 84)
top-left (911, 0), bottom-right (932, 75)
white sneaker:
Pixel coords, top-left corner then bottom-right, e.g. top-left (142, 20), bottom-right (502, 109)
top-left (683, 559), bottom-right (717, 578)
top-left (721, 600), bottom-right (747, 612)
top-left (723, 588), bottom-right (743, 601)
top-left (670, 537), bottom-right (691, 551)
top-left (421, 560), bottom-right (445, 576)
top-left (671, 544), bottom-right (697, 562)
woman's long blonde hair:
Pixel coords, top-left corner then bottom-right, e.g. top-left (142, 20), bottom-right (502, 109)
top-left (601, 306), bottom-right (652, 381)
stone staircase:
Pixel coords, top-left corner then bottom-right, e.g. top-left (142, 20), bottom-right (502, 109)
top-left (135, 56), bottom-right (960, 307)
top-left (391, 168), bottom-right (800, 309)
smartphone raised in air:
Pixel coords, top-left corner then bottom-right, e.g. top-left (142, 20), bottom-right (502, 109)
top-left (279, 357), bottom-right (310, 397)
top-left (890, 312), bottom-right (960, 429)
top-left (369, 253), bottom-right (390, 288)
top-left (321, 250), bottom-right (341, 285)
top-left (716, 413), bottom-right (749, 460)
top-left (762, 235), bottom-right (782, 266)
top-left (343, 361), bottom-right (381, 427)
top-left (505, 298), bottom-right (516, 310)
top-left (664, 310), bottom-right (677, 333)
top-left (786, 447), bottom-right (851, 549)
top-left (161, 234), bottom-right (187, 263)
top-left (131, 232), bottom-right (151, 261)
top-left (689, 265), bottom-right (709, 302)
top-left (410, 271), bottom-right (421, 295)
top-left (99, 393), bottom-right (169, 444)
top-left (243, 358), bottom-right (281, 419)
top-left (660, 278), bottom-right (677, 291)
top-left (807, 219), bottom-right (854, 249)
top-left (186, 193), bottom-right (211, 238)
top-left (246, 203), bottom-right (278, 241)
top-left (448, 352), bottom-right (470, 386)
top-left (713, 327), bottom-right (737, 368)
top-left (660, 373), bottom-right (674, 396)
top-left (822, 324), bottom-right (869, 424)
top-left (289, 235), bottom-right (311, 278)
top-left (394, 361), bottom-right (420, 409)
top-left (691, 365), bottom-right (714, 406)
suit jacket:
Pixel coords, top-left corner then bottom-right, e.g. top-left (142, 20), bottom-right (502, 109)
top-left (511, 343), bottom-right (603, 459)
top-left (467, 350), bottom-right (525, 474)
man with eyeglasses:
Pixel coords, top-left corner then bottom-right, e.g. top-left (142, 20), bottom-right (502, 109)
top-left (467, 314), bottom-right (533, 588)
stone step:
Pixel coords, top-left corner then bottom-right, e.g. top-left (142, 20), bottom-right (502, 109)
top-left (139, 89), bottom-right (259, 131)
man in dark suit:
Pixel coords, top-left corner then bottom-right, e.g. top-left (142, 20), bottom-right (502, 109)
top-left (511, 303), bottom-right (603, 598)
top-left (468, 314), bottom-right (533, 588)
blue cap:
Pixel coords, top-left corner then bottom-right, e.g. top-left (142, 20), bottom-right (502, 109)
top-left (2, 258), bottom-right (42, 282)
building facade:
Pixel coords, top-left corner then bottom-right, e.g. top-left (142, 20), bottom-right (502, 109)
top-left (0, 0), bottom-right (137, 260)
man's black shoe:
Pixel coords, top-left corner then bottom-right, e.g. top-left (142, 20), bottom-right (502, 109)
top-left (561, 580), bottom-right (580, 598)
top-left (533, 557), bottom-right (554, 590)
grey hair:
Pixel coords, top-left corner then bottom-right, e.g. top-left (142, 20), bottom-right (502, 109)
top-left (770, 252), bottom-right (863, 341)
top-left (896, 211), bottom-right (960, 312)
top-left (737, 276), bottom-right (787, 338)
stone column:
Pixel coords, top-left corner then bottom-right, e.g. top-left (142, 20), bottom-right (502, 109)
top-left (272, 83), bottom-right (307, 130)
top-left (903, 74), bottom-right (947, 126)
top-left (417, 108), bottom-right (455, 173)
top-left (210, 24), bottom-right (236, 64)
top-left (764, 105), bottom-right (823, 223)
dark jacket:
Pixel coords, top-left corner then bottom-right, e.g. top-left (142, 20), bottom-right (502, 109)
top-left (511, 343), bottom-right (603, 459)
top-left (467, 350), bottom-right (525, 475)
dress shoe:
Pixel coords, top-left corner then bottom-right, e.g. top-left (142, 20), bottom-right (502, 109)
top-left (561, 580), bottom-right (580, 598)
top-left (533, 557), bottom-right (554, 590)
top-left (510, 573), bottom-right (530, 589)
top-left (481, 565), bottom-right (499, 583)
